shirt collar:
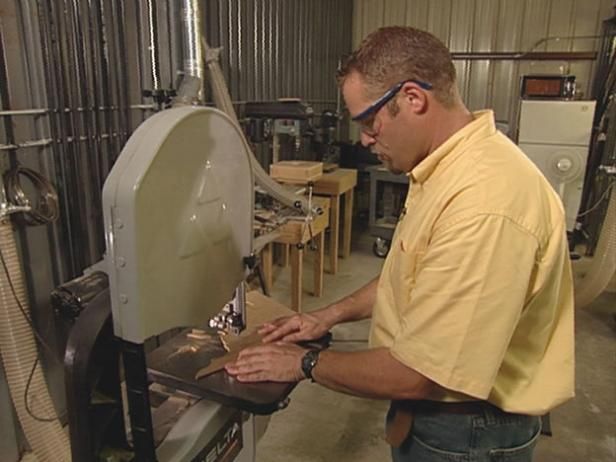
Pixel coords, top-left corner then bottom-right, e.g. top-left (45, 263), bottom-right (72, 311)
top-left (409, 110), bottom-right (496, 184)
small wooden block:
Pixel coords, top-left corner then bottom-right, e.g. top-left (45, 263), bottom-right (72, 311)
top-left (312, 168), bottom-right (358, 195)
top-left (270, 161), bottom-right (323, 183)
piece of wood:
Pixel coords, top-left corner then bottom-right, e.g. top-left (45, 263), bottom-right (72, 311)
top-left (275, 212), bottom-right (329, 244)
top-left (245, 291), bottom-right (297, 328)
top-left (195, 292), bottom-right (296, 379)
top-left (290, 245), bottom-right (303, 312)
top-left (195, 348), bottom-right (250, 380)
top-left (328, 195), bottom-right (340, 274)
top-left (312, 168), bottom-right (357, 195)
top-left (274, 196), bottom-right (330, 245)
top-left (270, 161), bottom-right (323, 183)
top-left (312, 169), bottom-right (357, 267)
top-left (272, 196), bottom-right (330, 308)
top-left (280, 243), bottom-right (289, 267)
top-left (313, 231), bottom-right (325, 297)
top-left (261, 243), bottom-right (273, 293)
top-left (342, 188), bottom-right (354, 258)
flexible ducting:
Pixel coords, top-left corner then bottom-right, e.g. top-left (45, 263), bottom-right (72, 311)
top-left (0, 218), bottom-right (71, 462)
top-left (202, 38), bottom-right (314, 215)
top-left (20, 453), bottom-right (38, 462)
top-left (574, 187), bottom-right (616, 308)
top-left (176, 0), bottom-right (204, 105)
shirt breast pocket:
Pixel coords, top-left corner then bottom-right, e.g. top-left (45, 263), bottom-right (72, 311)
top-left (388, 237), bottom-right (426, 309)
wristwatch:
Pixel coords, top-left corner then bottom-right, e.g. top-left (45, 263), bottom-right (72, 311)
top-left (301, 349), bottom-right (320, 381)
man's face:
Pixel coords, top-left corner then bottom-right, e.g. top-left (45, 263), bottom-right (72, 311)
top-left (342, 72), bottom-right (426, 174)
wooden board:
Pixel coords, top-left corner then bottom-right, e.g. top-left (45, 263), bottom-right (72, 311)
top-left (270, 161), bottom-right (323, 183)
top-left (275, 196), bottom-right (330, 244)
top-left (195, 291), bottom-right (296, 379)
top-left (312, 168), bottom-right (358, 195)
top-left (147, 291), bottom-right (332, 414)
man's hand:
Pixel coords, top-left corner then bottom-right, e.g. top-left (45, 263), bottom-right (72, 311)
top-left (225, 343), bottom-right (307, 383)
top-left (259, 279), bottom-right (378, 344)
top-left (259, 311), bottom-right (332, 343)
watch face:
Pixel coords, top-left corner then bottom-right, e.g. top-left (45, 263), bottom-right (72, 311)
top-left (302, 350), bottom-right (319, 379)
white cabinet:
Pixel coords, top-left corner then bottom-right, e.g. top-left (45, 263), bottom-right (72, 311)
top-left (518, 100), bottom-right (596, 232)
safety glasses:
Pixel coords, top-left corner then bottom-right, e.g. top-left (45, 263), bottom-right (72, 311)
top-left (351, 78), bottom-right (433, 130)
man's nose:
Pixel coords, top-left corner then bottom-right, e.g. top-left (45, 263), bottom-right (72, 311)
top-left (360, 131), bottom-right (376, 147)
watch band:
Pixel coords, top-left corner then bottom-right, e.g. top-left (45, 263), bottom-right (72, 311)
top-left (301, 349), bottom-right (320, 381)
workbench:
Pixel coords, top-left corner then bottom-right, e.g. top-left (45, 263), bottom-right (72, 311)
top-left (261, 196), bottom-right (330, 312)
top-left (312, 168), bottom-right (358, 274)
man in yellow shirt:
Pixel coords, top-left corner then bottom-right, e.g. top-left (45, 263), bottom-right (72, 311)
top-left (226, 26), bottom-right (574, 461)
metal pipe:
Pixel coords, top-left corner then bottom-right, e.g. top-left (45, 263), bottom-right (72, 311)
top-left (0, 140), bottom-right (53, 151)
top-left (84, 0), bottom-right (105, 215)
top-left (68, 0), bottom-right (102, 265)
top-left (451, 51), bottom-right (597, 61)
top-left (111, 0), bottom-right (131, 145)
top-left (92, 0), bottom-right (114, 177)
top-left (176, 0), bottom-right (204, 104)
top-left (0, 27), bottom-right (18, 162)
top-left (183, 0), bottom-right (204, 80)
top-left (14, 0), bottom-right (69, 289)
top-left (97, 0), bottom-right (121, 158)
top-left (168, 0), bottom-right (182, 93)
top-left (59, 0), bottom-right (91, 273)
top-left (129, 104), bottom-right (156, 110)
top-left (0, 109), bottom-right (49, 116)
top-left (135, 0), bottom-right (147, 113)
top-left (37, 0), bottom-right (81, 279)
top-left (145, 0), bottom-right (161, 90)
top-left (0, 131), bottom-right (128, 152)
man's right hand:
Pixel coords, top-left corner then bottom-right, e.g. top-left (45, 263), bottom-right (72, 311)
top-left (259, 279), bottom-right (377, 344)
top-left (259, 311), bottom-right (333, 344)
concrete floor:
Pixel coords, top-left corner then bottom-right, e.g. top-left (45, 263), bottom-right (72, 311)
top-left (255, 228), bottom-right (616, 462)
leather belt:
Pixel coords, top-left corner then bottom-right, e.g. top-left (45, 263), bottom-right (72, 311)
top-left (405, 399), bottom-right (502, 415)
top-left (385, 400), bottom-right (505, 448)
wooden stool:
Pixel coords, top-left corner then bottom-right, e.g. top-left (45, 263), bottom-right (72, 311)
top-left (312, 168), bottom-right (358, 274)
top-left (261, 196), bottom-right (330, 312)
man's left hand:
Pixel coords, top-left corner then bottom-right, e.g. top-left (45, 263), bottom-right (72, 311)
top-left (225, 342), bottom-right (307, 383)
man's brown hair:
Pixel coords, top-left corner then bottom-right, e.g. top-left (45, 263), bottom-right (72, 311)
top-left (338, 26), bottom-right (457, 107)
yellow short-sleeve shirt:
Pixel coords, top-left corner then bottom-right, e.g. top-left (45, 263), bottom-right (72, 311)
top-left (369, 110), bottom-right (575, 415)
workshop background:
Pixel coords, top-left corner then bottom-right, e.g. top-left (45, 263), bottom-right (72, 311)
top-left (1, 0), bottom-right (615, 461)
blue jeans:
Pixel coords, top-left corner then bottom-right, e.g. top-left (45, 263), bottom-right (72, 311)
top-left (390, 405), bottom-right (542, 462)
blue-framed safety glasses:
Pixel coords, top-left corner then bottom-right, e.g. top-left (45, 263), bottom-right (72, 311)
top-left (351, 78), bottom-right (433, 122)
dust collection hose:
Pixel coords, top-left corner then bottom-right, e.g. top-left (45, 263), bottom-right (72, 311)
top-left (574, 186), bottom-right (616, 308)
top-left (202, 38), bottom-right (316, 216)
top-left (20, 453), bottom-right (38, 462)
top-left (0, 218), bottom-right (71, 461)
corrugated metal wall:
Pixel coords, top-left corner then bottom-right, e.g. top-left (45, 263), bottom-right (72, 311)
top-left (0, 1), bottom-right (353, 460)
top-left (204, 0), bottom-right (351, 111)
top-left (137, 0), bottom-right (353, 116)
top-left (353, 0), bottom-right (614, 132)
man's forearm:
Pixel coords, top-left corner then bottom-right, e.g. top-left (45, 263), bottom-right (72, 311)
top-left (317, 277), bottom-right (378, 326)
top-left (311, 347), bottom-right (432, 400)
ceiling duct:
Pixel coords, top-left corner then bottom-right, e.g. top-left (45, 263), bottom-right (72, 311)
top-left (176, 0), bottom-right (204, 105)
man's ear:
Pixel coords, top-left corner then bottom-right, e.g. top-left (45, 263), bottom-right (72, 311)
top-left (401, 83), bottom-right (428, 115)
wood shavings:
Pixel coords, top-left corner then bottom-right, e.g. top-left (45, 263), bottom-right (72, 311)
top-left (186, 328), bottom-right (211, 340)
